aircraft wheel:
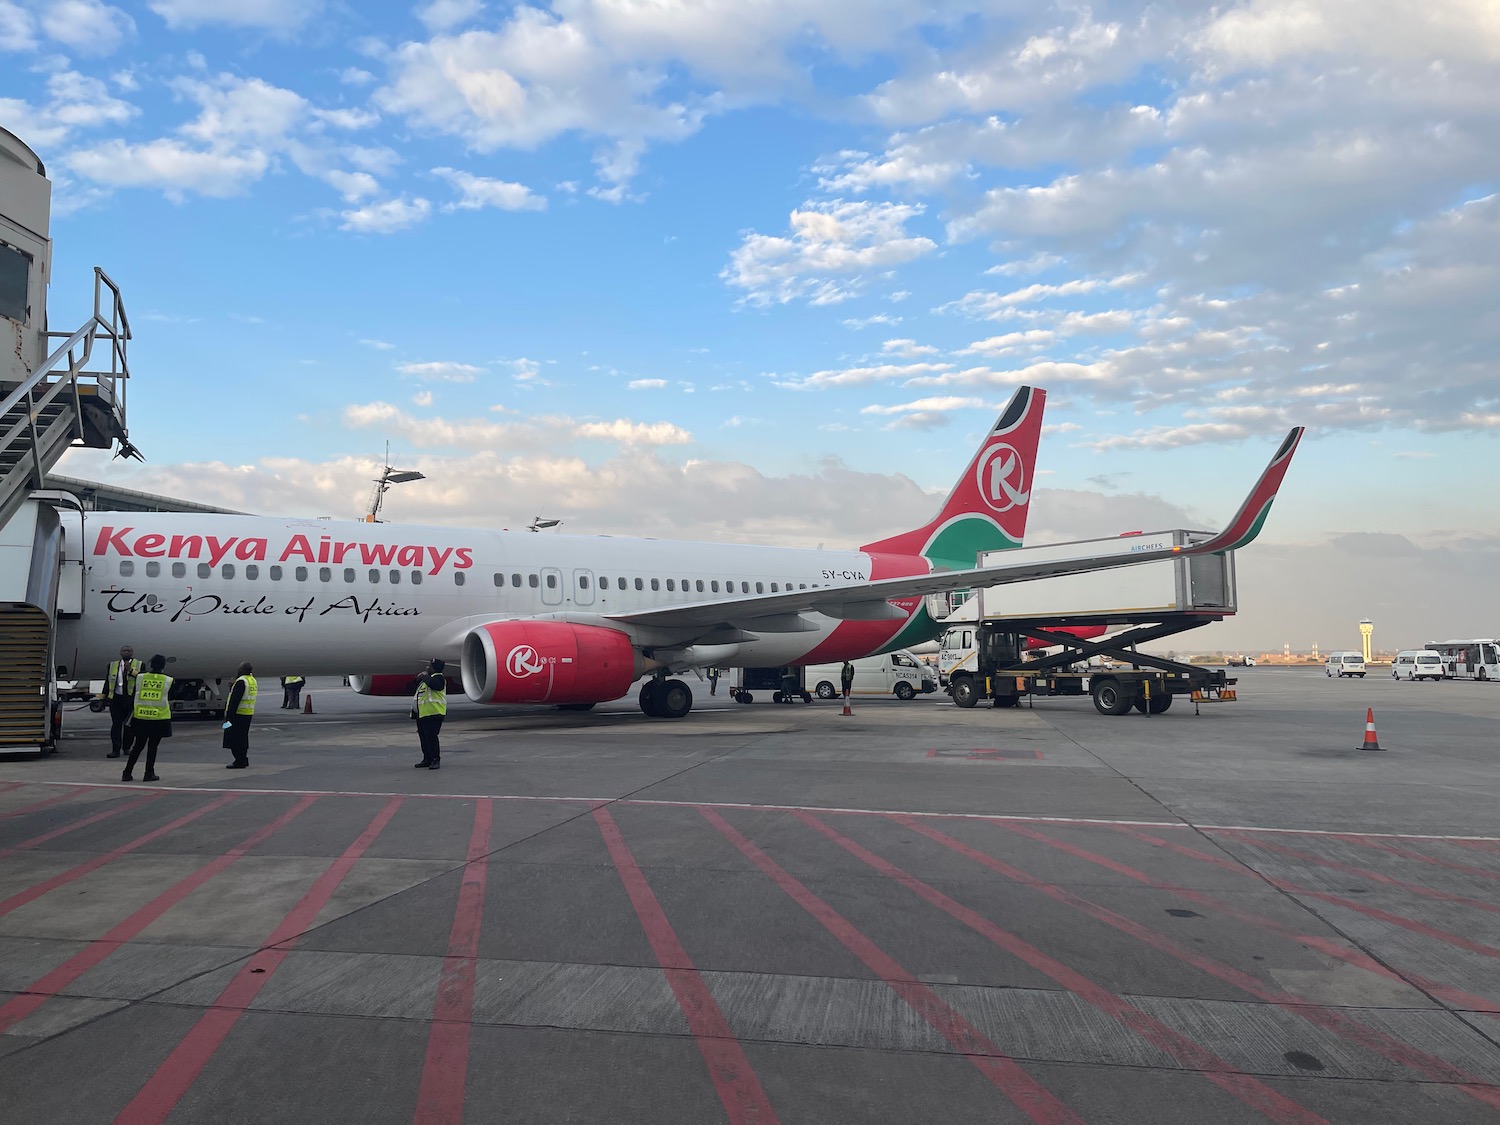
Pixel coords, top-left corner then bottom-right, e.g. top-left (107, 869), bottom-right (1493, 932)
top-left (659, 679), bottom-right (693, 719)
top-left (815, 681), bottom-right (837, 700)
top-left (894, 681), bottom-right (916, 701)
top-left (639, 681), bottom-right (664, 717)
top-left (951, 678), bottom-right (979, 709)
top-left (1091, 678), bottom-right (1133, 716)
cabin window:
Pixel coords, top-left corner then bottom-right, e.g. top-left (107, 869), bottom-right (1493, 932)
top-left (544, 573), bottom-right (556, 589)
top-left (711, 580), bottom-right (720, 593)
top-left (145, 561), bottom-right (160, 578)
top-left (634, 577), bottom-right (643, 591)
top-left (344, 568), bottom-right (356, 583)
top-left (318, 567), bottom-right (331, 582)
top-left (369, 569), bottom-right (381, 584)
top-left (455, 572), bottom-right (466, 586)
top-left (245, 565), bottom-right (259, 580)
top-left (598, 575), bottom-right (608, 588)
top-left (696, 579), bottom-right (704, 593)
top-left (755, 582), bottom-right (764, 593)
top-left (411, 571), bottom-right (422, 585)
top-left (579, 575), bottom-right (590, 589)
top-left (493, 573), bottom-right (504, 587)
top-left (198, 563), bottom-right (212, 579)
top-left (172, 562), bottom-right (186, 578)
top-left (741, 581), bottom-right (750, 593)
top-left (617, 577), bottom-right (627, 590)
top-left (295, 566), bottom-right (308, 581)
top-left (666, 579), bottom-right (675, 592)
top-left (528, 574), bottom-right (539, 588)
top-left (389, 570), bottom-right (400, 584)
top-left (221, 564), bottom-right (235, 579)
top-left (798, 583), bottom-right (806, 590)
top-left (118, 560), bottom-right (134, 577)
top-left (650, 578), bottom-right (660, 591)
top-left (769, 582), bottom-right (778, 592)
top-left (511, 573), bottom-right (521, 587)
top-left (269, 566), bottom-right (282, 581)
top-left (0, 242), bottom-right (30, 323)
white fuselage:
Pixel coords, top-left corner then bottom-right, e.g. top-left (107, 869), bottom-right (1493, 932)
top-left (59, 513), bottom-right (929, 681)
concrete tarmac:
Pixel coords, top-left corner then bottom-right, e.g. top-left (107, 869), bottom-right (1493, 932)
top-left (0, 669), bottom-right (1497, 1123)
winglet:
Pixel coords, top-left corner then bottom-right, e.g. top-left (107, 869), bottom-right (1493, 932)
top-left (1186, 427), bottom-right (1304, 555)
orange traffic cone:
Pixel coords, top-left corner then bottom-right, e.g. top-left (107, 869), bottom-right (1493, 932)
top-left (841, 694), bottom-right (853, 717)
top-left (302, 693), bottom-right (313, 715)
top-left (1358, 707), bottom-right (1383, 751)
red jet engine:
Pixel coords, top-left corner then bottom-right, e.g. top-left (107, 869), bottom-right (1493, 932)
top-left (462, 621), bottom-right (639, 705)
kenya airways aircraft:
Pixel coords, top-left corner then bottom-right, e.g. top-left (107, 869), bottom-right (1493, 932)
top-left (59, 387), bottom-right (1303, 718)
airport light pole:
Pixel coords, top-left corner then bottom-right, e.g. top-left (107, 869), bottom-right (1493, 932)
top-left (365, 444), bottom-right (425, 523)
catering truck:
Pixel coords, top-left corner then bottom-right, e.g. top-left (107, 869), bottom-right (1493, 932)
top-left (940, 529), bottom-right (1240, 716)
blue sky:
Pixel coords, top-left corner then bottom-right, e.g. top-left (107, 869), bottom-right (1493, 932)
top-left (4, 0), bottom-right (1498, 650)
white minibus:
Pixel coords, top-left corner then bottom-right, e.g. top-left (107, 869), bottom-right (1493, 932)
top-left (805, 650), bottom-right (938, 700)
top-left (1325, 652), bottom-right (1366, 678)
top-left (1392, 651), bottom-right (1444, 680)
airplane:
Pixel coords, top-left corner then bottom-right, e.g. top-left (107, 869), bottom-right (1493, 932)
top-left (56, 385), bottom-right (1303, 719)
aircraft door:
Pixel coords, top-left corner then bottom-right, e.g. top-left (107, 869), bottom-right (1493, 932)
top-left (573, 568), bottom-right (595, 606)
top-left (540, 566), bottom-right (563, 606)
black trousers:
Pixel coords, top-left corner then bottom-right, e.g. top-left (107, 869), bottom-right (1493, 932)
top-left (124, 732), bottom-right (161, 777)
top-left (283, 684), bottom-right (303, 708)
top-left (417, 715), bottom-right (443, 764)
top-left (109, 697), bottom-right (133, 754)
top-left (224, 714), bottom-right (253, 766)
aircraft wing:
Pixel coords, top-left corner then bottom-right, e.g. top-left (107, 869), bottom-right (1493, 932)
top-left (607, 427), bottom-right (1304, 635)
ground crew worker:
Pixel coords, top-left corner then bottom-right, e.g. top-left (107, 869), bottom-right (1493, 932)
top-left (707, 667), bottom-right (720, 695)
top-left (122, 654), bottom-right (171, 783)
top-left (840, 660), bottom-right (855, 702)
top-left (413, 658), bottom-right (447, 770)
top-left (222, 663), bottom-right (257, 769)
top-left (101, 644), bottom-right (141, 759)
top-left (280, 674), bottom-right (305, 710)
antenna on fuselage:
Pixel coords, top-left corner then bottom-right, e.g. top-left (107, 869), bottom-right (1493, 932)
top-left (365, 441), bottom-right (425, 523)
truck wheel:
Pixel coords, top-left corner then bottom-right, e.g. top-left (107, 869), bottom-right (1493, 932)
top-left (1148, 693), bottom-right (1173, 714)
top-left (993, 695), bottom-right (1020, 708)
top-left (894, 681), bottom-right (916, 701)
top-left (815, 681), bottom-right (836, 699)
top-left (951, 678), bottom-right (979, 709)
top-left (1091, 678), bottom-right (1133, 716)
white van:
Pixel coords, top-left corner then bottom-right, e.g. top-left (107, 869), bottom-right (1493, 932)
top-left (1392, 650), bottom-right (1444, 680)
top-left (1325, 652), bottom-right (1366, 678)
top-left (805, 650), bottom-right (938, 701)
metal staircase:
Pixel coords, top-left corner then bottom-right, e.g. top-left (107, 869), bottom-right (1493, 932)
top-left (0, 267), bottom-right (136, 532)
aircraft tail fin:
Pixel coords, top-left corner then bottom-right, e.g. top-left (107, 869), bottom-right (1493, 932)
top-left (861, 386), bottom-right (1046, 570)
top-left (1186, 427), bottom-right (1305, 555)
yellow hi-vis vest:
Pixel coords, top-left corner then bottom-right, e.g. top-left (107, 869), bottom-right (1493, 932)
top-left (106, 658), bottom-right (141, 699)
top-left (416, 676), bottom-right (447, 718)
top-left (233, 675), bottom-right (258, 716)
top-left (133, 673), bottom-right (173, 721)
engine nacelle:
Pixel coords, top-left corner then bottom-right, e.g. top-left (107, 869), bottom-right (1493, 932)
top-left (462, 621), bottom-right (640, 705)
top-left (351, 674), bottom-right (463, 696)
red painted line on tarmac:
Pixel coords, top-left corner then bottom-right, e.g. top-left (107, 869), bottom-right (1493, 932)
top-left (0, 796), bottom-right (318, 1034)
top-left (0, 793), bottom-right (239, 919)
top-left (1113, 825), bottom-right (1500, 963)
top-left (0, 792), bottom-right (163, 858)
top-left (1215, 830), bottom-right (1500, 916)
top-left (594, 807), bottom-right (779, 1125)
top-left (1348, 837), bottom-right (1500, 882)
top-left (0, 781), bottom-right (24, 795)
top-left (697, 805), bottom-right (1081, 1125)
top-left (115, 798), bottom-right (402, 1125)
top-left (413, 798), bottom-right (494, 1125)
top-left (977, 821), bottom-right (1500, 1107)
top-left (0, 785), bottom-right (93, 820)
top-left (797, 812), bottom-right (1327, 1125)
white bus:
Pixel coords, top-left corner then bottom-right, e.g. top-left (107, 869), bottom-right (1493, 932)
top-left (1425, 639), bottom-right (1500, 681)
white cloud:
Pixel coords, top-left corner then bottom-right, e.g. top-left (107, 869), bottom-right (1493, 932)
top-left (628, 378), bottom-right (668, 389)
top-left (39, 0), bottom-right (134, 55)
top-left (880, 338), bottom-right (939, 357)
top-left (0, 2), bottom-right (36, 51)
top-left (396, 360), bottom-right (481, 381)
top-left (1198, 0), bottom-right (1500, 66)
top-left (412, 389), bottom-right (433, 406)
top-left (860, 396), bottom-right (989, 414)
top-left (148, 0), bottom-right (324, 32)
top-left (785, 361), bottom-right (953, 390)
top-left (722, 199), bottom-right (937, 306)
top-left (574, 418), bottom-right (691, 445)
top-left (359, 338), bottom-right (396, 350)
top-left (415, 0), bottom-right (484, 33)
top-left (338, 67), bottom-right (376, 86)
top-left (841, 313), bottom-right (902, 329)
top-left (0, 69), bottom-right (136, 149)
top-left (342, 401), bottom-right (691, 450)
top-left (312, 107), bottom-right (380, 130)
top-left (65, 138), bottom-right (268, 199)
top-left (340, 195), bottom-right (431, 233)
top-left (433, 166), bottom-right (546, 212)
top-left (958, 330), bottom-right (1056, 355)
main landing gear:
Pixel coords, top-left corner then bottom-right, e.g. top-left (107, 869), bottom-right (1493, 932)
top-left (639, 677), bottom-right (693, 719)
